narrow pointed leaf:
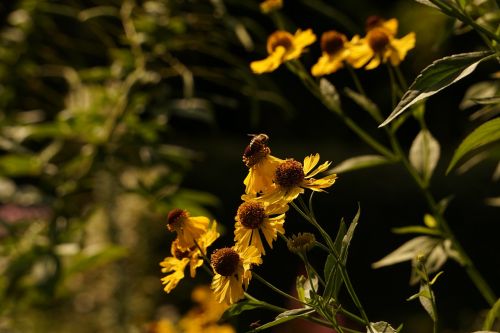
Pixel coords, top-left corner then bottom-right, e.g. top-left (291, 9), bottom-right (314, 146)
top-left (221, 299), bottom-right (263, 320)
top-left (447, 117), bottom-right (500, 173)
top-left (409, 129), bottom-right (441, 183)
top-left (249, 308), bottom-right (314, 332)
top-left (380, 51), bottom-right (493, 127)
top-left (331, 155), bottom-right (392, 174)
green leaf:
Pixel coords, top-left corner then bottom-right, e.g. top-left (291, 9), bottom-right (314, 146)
top-left (344, 87), bottom-right (383, 122)
top-left (340, 205), bottom-right (361, 262)
top-left (249, 308), bottom-right (314, 332)
top-left (482, 297), bottom-right (500, 331)
top-left (323, 218), bottom-right (347, 299)
top-left (372, 236), bottom-right (440, 269)
top-left (320, 78), bottom-right (341, 112)
top-left (331, 155), bottom-right (392, 174)
top-left (63, 246), bottom-right (128, 277)
top-left (409, 129), bottom-right (441, 183)
top-left (419, 283), bottom-right (436, 321)
top-left (380, 51), bottom-right (493, 127)
top-left (414, 0), bottom-right (439, 9)
top-left (0, 154), bottom-right (42, 176)
top-left (221, 299), bottom-right (263, 321)
top-left (392, 226), bottom-right (442, 236)
top-left (368, 321), bottom-right (397, 333)
top-left (447, 117), bottom-right (500, 173)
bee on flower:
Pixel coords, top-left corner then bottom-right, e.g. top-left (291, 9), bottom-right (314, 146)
top-left (210, 246), bottom-right (262, 304)
top-left (348, 16), bottom-right (416, 70)
top-left (166, 208), bottom-right (209, 249)
top-left (160, 221), bottom-right (219, 293)
top-left (311, 30), bottom-right (351, 76)
top-left (250, 29), bottom-right (316, 74)
top-left (244, 153), bottom-right (337, 205)
top-left (234, 200), bottom-right (288, 255)
top-left (243, 134), bottom-right (283, 195)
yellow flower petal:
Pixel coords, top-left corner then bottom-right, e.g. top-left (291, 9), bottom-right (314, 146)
top-left (285, 29), bottom-right (317, 60)
top-left (382, 18), bottom-right (398, 36)
top-left (347, 41), bottom-right (374, 69)
top-left (389, 32), bottom-right (416, 66)
top-left (303, 153), bottom-right (320, 175)
top-left (311, 52), bottom-right (345, 77)
top-left (365, 55), bottom-right (381, 70)
top-left (250, 47), bottom-right (286, 74)
top-left (305, 160), bottom-right (332, 179)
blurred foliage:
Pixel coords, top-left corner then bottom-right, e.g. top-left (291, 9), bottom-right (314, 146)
top-left (0, 0), bottom-right (287, 331)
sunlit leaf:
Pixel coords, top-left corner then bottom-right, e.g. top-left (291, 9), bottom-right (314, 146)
top-left (221, 299), bottom-right (263, 321)
top-left (320, 78), bottom-right (341, 112)
top-left (250, 308), bottom-right (314, 332)
top-left (392, 226), bottom-right (441, 236)
top-left (447, 117), bottom-right (500, 173)
top-left (331, 155), bottom-right (392, 174)
top-left (380, 51), bottom-right (494, 127)
top-left (419, 283), bottom-right (436, 321)
top-left (372, 236), bottom-right (440, 269)
top-left (368, 321), bottom-right (397, 333)
top-left (409, 129), bottom-right (441, 183)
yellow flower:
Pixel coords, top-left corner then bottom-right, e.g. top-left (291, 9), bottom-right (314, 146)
top-left (260, 0), bottom-right (283, 14)
top-left (250, 29), bottom-right (316, 74)
top-left (167, 208), bottom-right (209, 249)
top-left (234, 200), bottom-right (287, 255)
top-left (243, 134), bottom-right (283, 195)
top-left (311, 31), bottom-right (350, 77)
top-left (180, 286), bottom-right (235, 333)
top-left (245, 153), bottom-right (337, 204)
top-left (160, 222), bottom-right (219, 293)
top-left (145, 319), bottom-right (178, 333)
top-left (210, 246), bottom-right (262, 304)
top-left (348, 17), bottom-right (415, 70)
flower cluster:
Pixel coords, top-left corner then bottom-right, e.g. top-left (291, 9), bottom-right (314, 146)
top-left (161, 134), bottom-right (336, 305)
top-left (250, 16), bottom-right (416, 75)
top-left (146, 286), bottom-right (235, 333)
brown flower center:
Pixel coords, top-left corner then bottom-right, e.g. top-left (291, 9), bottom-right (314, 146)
top-left (367, 28), bottom-right (390, 53)
top-left (242, 135), bottom-right (271, 167)
top-left (167, 208), bottom-right (188, 232)
top-left (267, 31), bottom-right (294, 54)
top-left (211, 248), bottom-right (240, 276)
top-left (321, 31), bottom-right (346, 55)
top-left (237, 201), bottom-right (266, 229)
top-left (287, 232), bottom-right (316, 254)
top-left (275, 159), bottom-right (304, 188)
top-left (365, 15), bottom-right (385, 32)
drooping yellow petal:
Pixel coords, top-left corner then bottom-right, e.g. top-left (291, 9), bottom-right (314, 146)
top-left (382, 18), bottom-right (398, 36)
top-left (305, 160), bottom-right (332, 179)
top-left (250, 47), bottom-right (286, 74)
top-left (304, 173), bottom-right (338, 192)
top-left (285, 29), bottom-right (317, 60)
top-left (160, 257), bottom-right (189, 293)
top-left (303, 153), bottom-right (320, 175)
top-left (389, 32), bottom-right (416, 66)
top-left (365, 55), bottom-right (381, 70)
top-left (244, 154), bottom-right (282, 195)
top-left (176, 215), bottom-right (209, 249)
top-left (311, 52), bottom-right (345, 77)
top-left (347, 40), bottom-right (374, 69)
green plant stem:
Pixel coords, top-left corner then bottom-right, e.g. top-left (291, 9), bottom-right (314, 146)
top-left (388, 129), bottom-right (497, 306)
top-left (287, 61), bottom-right (396, 160)
top-left (291, 200), bottom-right (374, 333)
top-left (347, 64), bottom-right (366, 95)
top-left (302, 253), bottom-right (325, 288)
top-left (244, 292), bottom-right (288, 313)
top-left (253, 272), bottom-right (307, 306)
top-left (483, 297), bottom-right (500, 330)
top-left (338, 307), bottom-right (365, 325)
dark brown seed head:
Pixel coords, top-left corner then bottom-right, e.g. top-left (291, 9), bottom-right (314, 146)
top-left (367, 28), bottom-right (390, 53)
top-left (321, 31), bottom-right (346, 55)
top-left (211, 248), bottom-right (240, 276)
top-left (275, 159), bottom-right (304, 188)
top-left (267, 31), bottom-right (294, 54)
top-left (237, 201), bottom-right (266, 229)
top-left (365, 15), bottom-right (385, 32)
top-left (287, 232), bottom-right (316, 254)
top-left (167, 208), bottom-right (188, 231)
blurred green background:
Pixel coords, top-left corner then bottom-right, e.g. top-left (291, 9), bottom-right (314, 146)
top-left (0, 0), bottom-right (498, 332)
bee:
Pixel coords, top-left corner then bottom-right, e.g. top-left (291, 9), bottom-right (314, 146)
top-left (248, 133), bottom-right (269, 148)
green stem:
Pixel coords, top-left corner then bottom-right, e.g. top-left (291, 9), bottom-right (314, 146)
top-left (346, 64), bottom-right (366, 96)
top-left (483, 297), bottom-right (500, 330)
top-left (244, 292), bottom-right (288, 313)
top-left (338, 307), bottom-right (366, 325)
top-left (388, 126), bottom-right (497, 306)
top-left (253, 272), bottom-right (307, 305)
